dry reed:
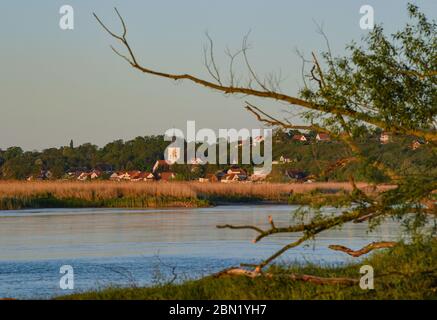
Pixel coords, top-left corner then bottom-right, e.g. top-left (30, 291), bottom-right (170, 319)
top-left (0, 180), bottom-right (394, 201)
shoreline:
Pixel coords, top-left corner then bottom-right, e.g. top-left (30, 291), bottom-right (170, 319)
top-left (0, 195), bottom-right (346, 210)
top-left (0, 181), bottom-right (395, 210)
top-left (56, 241), bottom-right (437, 300)
top-left (0, 196), bottom-right (294, 210)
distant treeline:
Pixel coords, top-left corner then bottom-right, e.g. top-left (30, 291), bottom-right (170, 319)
top-left (0, 136), bottom-right (170, 180)
top-left (0, 129), bottom-right (434, 182)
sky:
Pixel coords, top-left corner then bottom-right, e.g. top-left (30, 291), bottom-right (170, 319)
top-left (0, 0), bottom-right (435, 150)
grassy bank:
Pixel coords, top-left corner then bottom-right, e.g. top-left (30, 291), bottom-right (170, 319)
top-left (60, 241), bottom-right (437, 300)
top-left (0, 181), bottom-right (393, 210)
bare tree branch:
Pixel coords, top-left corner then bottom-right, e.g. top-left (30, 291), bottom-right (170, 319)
top-left (328, 241), bottom-right (397, 257)
top-left (244, 101), bottom-right (327, 132)
top-left (214, 267), bottom-right (359, 285)
top-left (203, 32), bottom-right (222, 85)
top-left (93, 8), bottom-right (437, 141)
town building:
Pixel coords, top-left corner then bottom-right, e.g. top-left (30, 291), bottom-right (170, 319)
top-left (292, 134), bottom-right (308, 142)
top-left (316, 133), bottom-right (331, 142)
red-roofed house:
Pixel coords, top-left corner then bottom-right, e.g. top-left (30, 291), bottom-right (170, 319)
top-left (316, 133), bottom-right (331, 142)
top-left (110, 171), bottom-right (124, 181)
top-left (292, 134), bottom-right (308, 142)
top-left (126, 171), bottom-right (142, 180)
top-left (132, 171), bottom-right (155, 182)
top-left (90, 170), bottom-right (102, 179)
top-left (221, 173), bottom-right (247, 183)
top-left (77, 172), bottom-right (91, 181)
top-left (411, 140), bottom-right (424, 150)
top-left (152, 160), bottom-right (171, 173)
top-left (221, 167), bottom-right (248, 183)
top-left (226, 166), bottom-right (247, 176)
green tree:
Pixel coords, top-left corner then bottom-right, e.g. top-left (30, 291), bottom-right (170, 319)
top-left (95, 3), bottom-right (436, 276)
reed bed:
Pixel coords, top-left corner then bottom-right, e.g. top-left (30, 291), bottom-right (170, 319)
top-left (0, 181), bottom-right (394, 210)
top-left (0, 180), bottom-right (388, 198)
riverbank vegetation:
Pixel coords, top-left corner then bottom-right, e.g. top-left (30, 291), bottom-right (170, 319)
top-left (0, 180), bottom-right (393, 210)
top-left (60, 240), bottom-right (437, 300)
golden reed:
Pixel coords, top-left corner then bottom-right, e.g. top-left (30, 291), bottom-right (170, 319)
top-left (0, 181), bottom-right (394, 201)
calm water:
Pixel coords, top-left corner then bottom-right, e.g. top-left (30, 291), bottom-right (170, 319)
top-left (0, 205), bottom-right (405, 299)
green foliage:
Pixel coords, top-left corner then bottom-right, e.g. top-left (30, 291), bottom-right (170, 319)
top-left (300, 3), bottom-right (436, 134)
top-left (0, 135), bottom-right (171, 179)
top-left (171, 163), bottom-right (206, 181)
top-left (271, 131), bottom-right (436, 182)
top-left (0, 131), bottom-right (434, 182)
top-left (281, 3), bottom-right (437, 246)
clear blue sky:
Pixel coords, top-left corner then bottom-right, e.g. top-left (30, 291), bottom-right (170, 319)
top-left (0, 0), bottom-right (435, 150)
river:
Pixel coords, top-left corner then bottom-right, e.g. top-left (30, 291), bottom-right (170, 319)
top-left (0, 205), bottom-right (404, 299)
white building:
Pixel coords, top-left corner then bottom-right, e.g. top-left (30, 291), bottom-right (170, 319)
top-left (167, 147), bottom-right (181, 164)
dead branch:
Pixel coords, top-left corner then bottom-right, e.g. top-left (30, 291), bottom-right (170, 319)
top-left (241, 31), bottom-right (271, 92)
top-left (353, 212), bottom-right (376, 223)
top-left (218, 204), bottom-right (379, 244)
top-left (328, 241), bottom-right (397, 257)
top-left (214, 267), bottom-right (358, 286)
top-left (214, 266), bottom-right (437, 288)
top-left (244, 101), bottom-right (327, 132)
top-left (217, 205), bottom-right (388, 270)
top-left (320, 157), bottom-right (358, 178)
top-left (93, 8), bottom-right (437, 142)
top-left (203, 32), bottom-right (222, 85)
top-left (224, 46), bottom-right (243, 87)
top-left (295, 48), bottom-right (311, 89)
